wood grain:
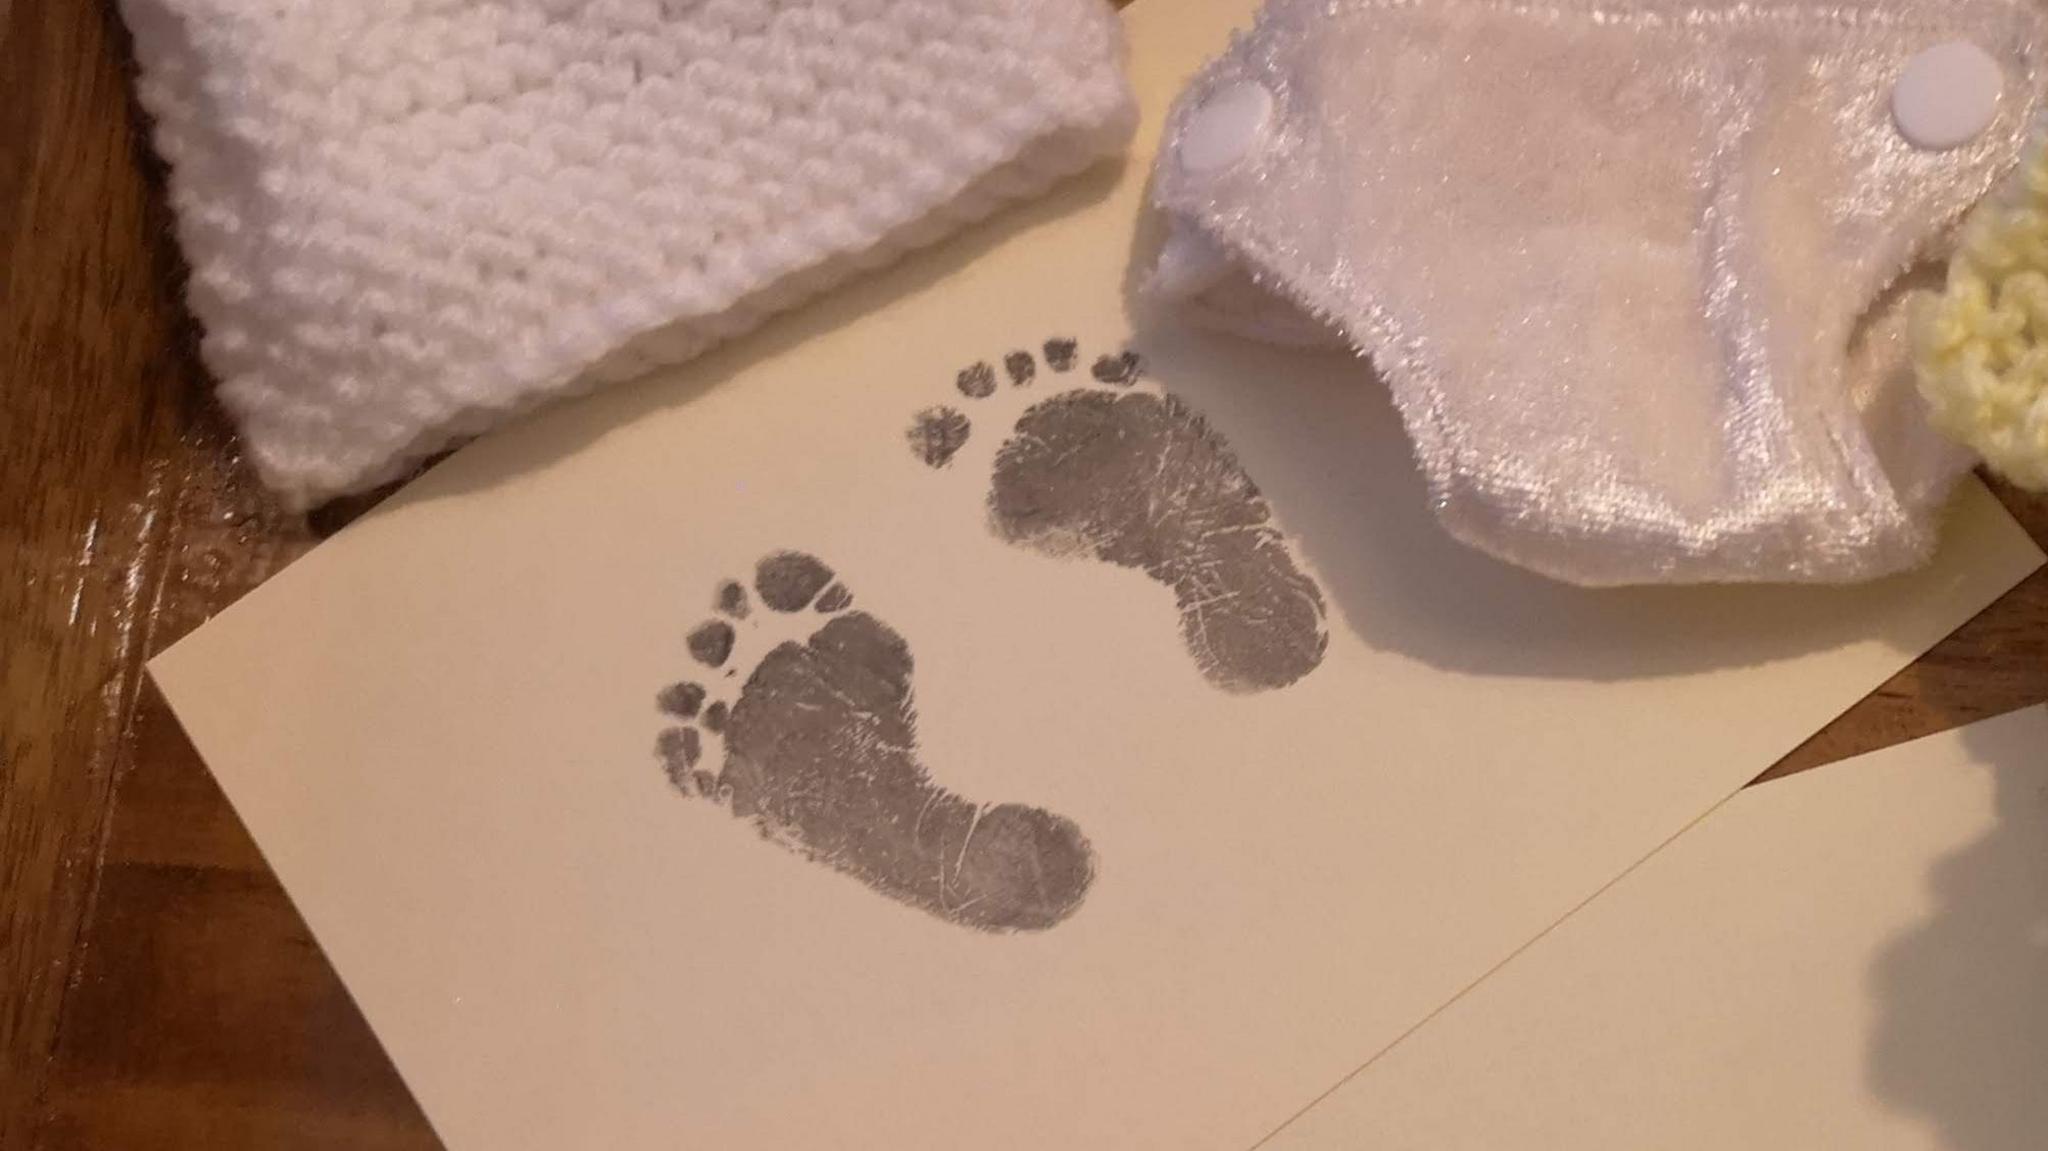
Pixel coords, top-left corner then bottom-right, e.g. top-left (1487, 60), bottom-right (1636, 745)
top-left (0, 1), bottom-right (425, 1145)
top-left (1, 1), bottom-right (2044, 1147)
top-left (3, 0), bottom-right (202, 1136)
top-left (1766, 480), bottom-right (2048, 781)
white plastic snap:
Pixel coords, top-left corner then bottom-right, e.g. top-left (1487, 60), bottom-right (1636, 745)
top-left (1151, 225), bottom-right (1234, 299)
top-left (1893, 42), bottom-right (2003, 151)
top-left (1180, 82), bottom-right (1273, 174)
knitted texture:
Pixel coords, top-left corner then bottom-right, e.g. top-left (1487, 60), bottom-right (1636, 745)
top-left (1914, 137), bottom-right (2048, 492)
top-left (119, 0), bottom-right (1136, 508)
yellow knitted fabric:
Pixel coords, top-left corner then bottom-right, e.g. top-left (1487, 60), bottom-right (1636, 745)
top-left (1914, 142), bottom-right (2048, 491)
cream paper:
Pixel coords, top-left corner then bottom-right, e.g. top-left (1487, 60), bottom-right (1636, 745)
top-left (149, 0), bottom-right (2044, 1144)
top-left (1269, 707), bottom-right (2048, 1151)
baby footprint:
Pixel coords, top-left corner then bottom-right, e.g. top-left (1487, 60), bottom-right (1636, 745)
top-left (907, 338), bottom-right (1328, 693)
top-left (655, 551), bottom-right (1094, 932)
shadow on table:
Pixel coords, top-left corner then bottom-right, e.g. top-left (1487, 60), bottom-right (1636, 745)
top-left (1866, 706), bottom-right (2048, 1150)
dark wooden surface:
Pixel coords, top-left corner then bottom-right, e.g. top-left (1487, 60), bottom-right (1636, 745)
top-left (3, 1), bottom-right (2046, 1147)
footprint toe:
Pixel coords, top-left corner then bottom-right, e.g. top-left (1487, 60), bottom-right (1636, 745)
top-left (1043, 337), bottom-right (1078, 372)
top-left (687, 621), bottom-right (735, 667)
top-left (656, 726), bottom-right (701, 788)
top-left (716, 580), bottom-right (749, 618)
top-left (1004, 351), bottom-right (1036, 386)
top-left (815, 583), bottom-right (852, 613)
top-left (956, 362), bottom-right (998, 399)
top-left (657, 681), bottom-right (706, 718)
top-left (908, 406), bottom-right (972, 469)
top-left (756, 551), bottom-right (835, 611)
top-left (1091, 350), bottom-right (1142, 386)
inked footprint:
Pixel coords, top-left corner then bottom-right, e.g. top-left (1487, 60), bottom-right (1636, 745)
top-left (655, 551), bottom-right (1094, 932)
top-left (908, 338), bottom-right (1328, 693)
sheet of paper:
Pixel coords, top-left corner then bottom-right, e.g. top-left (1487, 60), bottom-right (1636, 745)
top-left (1268, 706), bottom-right (2048, 1151)
top-left (148, 0), bottom-right (2044, 1145)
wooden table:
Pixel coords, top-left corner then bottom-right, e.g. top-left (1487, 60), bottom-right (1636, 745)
top-left (5, 2), bottom-right (2047, 1147)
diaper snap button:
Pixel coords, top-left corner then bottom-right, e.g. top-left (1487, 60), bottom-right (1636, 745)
top-left (1180, 81), bottom-right (1274, 174)
top-left (1893, 42), bottom-right (2003, 151)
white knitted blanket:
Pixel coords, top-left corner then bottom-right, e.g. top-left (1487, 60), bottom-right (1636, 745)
top-left (119, 0), bottom-right (1135, 508)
